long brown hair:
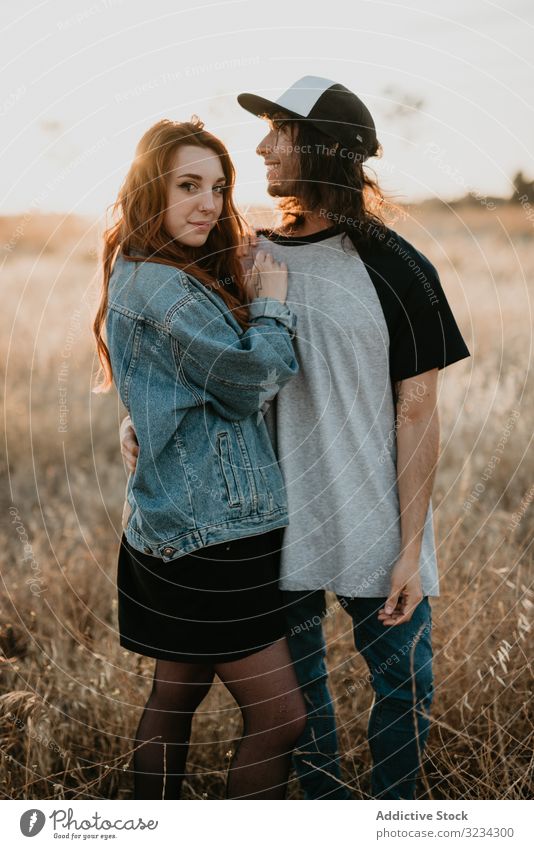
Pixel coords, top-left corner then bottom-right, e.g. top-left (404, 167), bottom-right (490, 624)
top-left (93, 117), bottom-right (250, 392)
top-left (265, 115), bottom-right (398, 247)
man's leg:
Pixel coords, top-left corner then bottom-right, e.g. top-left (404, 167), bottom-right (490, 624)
top-left (339, 595), bottom-right (434, 800)
top-left (282, 590), bottom-right (352, 799)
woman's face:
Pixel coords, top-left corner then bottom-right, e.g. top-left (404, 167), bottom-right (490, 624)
top-left (164, 145), bottom-right (226, 247)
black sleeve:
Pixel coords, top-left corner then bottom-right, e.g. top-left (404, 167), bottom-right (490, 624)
top-left (358, 229), bottom-right (470, 382)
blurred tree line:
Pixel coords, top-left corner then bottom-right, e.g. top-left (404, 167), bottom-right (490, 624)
top-left (511, 170), bottom-right (534, 202)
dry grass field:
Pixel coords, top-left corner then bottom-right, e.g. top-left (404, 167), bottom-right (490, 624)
top-left (0, 202), bottom-right (532, 799)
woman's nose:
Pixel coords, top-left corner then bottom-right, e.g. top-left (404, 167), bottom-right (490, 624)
top-left (198, 191), bottom-right (216, 212)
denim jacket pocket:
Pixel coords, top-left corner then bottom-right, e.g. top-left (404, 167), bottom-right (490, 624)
top-left (216, 431), bottom-right (242, 508)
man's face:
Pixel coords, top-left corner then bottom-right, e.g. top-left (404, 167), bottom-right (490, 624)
top-left (256, 112), bottom-right (301, 198)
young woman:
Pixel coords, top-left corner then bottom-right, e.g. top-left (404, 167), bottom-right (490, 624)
top-left (93, 117), bottom-right (306, 800)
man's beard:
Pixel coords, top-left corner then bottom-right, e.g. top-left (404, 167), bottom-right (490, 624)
top-left (266, 176), bottom-right (299, 198)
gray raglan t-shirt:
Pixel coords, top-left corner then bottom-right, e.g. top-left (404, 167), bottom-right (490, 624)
top-left (256, 225), bottom-right (470, 597)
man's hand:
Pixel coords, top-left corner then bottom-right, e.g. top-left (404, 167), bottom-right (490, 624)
top-left (378, 368), bottom-right (439, 627)
top-left (378, 553), bottom-right (424, 626)
top-left (120, 414), bottom-right (139, 474)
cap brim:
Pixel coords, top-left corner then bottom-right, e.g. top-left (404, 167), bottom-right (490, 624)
top-left (237, 92), bottom-right (303, 121)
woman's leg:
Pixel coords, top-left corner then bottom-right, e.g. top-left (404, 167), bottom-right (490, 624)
top-left (215, 638), bottom-right (307, 800)
top-left (133, 658), bottom-right (215, 799)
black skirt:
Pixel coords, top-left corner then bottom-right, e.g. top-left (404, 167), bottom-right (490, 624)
top-left (116, 527), bottom-right (287, 664)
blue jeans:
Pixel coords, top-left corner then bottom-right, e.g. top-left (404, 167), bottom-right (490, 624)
top-left (282, 590), bottom-right (434, 799)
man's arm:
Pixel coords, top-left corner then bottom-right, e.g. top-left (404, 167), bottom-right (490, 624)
top-left (378, 368), bottom-right (440, 626)
top-left (120, 414), bottom-right (139, 474)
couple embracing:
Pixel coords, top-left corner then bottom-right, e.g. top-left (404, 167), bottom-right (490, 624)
top-left (93, 76), bottom-right (469, 800)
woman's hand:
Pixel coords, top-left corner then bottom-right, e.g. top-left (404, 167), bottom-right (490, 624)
top-left (244, 250), bottom-right (288, 304)
top-left (236, 230), bottom-right (257, 257)
top-left (236, 230), bottom-right (258, 275)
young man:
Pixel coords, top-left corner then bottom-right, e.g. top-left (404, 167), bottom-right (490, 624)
top-left (120, 76), bottom-right (470, 799)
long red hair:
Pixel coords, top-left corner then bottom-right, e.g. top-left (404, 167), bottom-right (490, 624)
top-left (93, 116), bottom-right (251, 392)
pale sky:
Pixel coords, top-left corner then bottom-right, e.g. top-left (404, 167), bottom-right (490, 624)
top-left (1, 0), bottom-right (533, 216)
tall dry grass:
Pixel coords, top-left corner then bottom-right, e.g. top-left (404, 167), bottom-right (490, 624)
top-left (0, 203), bottom-right (532, 799)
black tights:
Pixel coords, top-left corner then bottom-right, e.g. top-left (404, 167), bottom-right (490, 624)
top-left (132, 638), bottom-right (307, 799)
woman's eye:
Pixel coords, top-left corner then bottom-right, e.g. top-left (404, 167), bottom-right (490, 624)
top-left (178, 182), bottom-right (197, 192)
top-left (213, 185), bottom-right (226, 194)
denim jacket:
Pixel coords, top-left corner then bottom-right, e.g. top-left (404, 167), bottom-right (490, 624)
top-left (106, 252), bottom-right (298, 562)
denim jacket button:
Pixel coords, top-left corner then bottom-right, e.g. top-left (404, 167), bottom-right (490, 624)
top-left (162, 546), bottom-right (176, 557)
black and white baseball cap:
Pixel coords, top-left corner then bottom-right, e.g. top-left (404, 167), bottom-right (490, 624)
top-left (237, 75), bottom-right (378, 155)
